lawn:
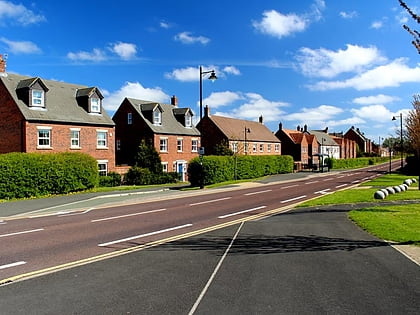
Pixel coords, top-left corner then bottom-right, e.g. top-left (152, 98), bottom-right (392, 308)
top-left (299, 173), bottom-right (420, 245)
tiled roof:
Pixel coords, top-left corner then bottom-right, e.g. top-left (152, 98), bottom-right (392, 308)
top-left (125, 98), bottom-right (200, 136)
top-left (209, 115), bottom-right (280, 142)
top-left (308, 130), bottom-right (339, 146)
top-left (1, 73), bottom-right (114, 126)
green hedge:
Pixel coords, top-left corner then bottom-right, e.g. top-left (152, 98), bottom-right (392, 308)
top-left (124, 166), bottom-right (178, 185)
top-left (0, 152), bottom-right (99, 199)
top-left (188, 155), bottom-right (293, 186)
top-left (330, 157), bottom-right (389, 169)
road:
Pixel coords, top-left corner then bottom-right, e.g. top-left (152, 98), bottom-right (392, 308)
top-left (0, 161), bottom-right (419, 314)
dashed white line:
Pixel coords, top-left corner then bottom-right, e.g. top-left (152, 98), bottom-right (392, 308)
top-left (280, 195), bottom-right (307, 203)
top-left (218, 206), bottom-right (267, 219)
top-left (314, 189), bottom-right (331, 195)
top-left (0, 228), bottom-right (44, 238)
top-left (189, 197), bottom-right (232, 206)
top-left (0, 261), bottom-right (26, 270)
top-left (323, 178), bottom-right (333, 181)
top-left (244, 189), bottom-right (272, 196)
top-left (335, 184), bottom-right (348, 188)
top-left (305, 181), bottom-right (319, 185)
top-left (98, 223), bottom-right (192, 247)
top-left (281, 184), bottom-right (299, 189)
top-left (92, 208), bottom-right (167, 223)
top-left (351, 180), bottom-right (360, 184)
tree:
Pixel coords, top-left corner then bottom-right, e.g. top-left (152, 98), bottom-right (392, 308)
top-left (399, 0), bottom-right (420, 54)
top-left (213, 140), bottom-right (234, 156)
top-left (405, 95), bottom-right (420, 187)
top-left (134, 140), bottom-right (163, 174)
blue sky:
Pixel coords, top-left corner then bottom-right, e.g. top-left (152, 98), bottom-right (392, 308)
top-left (1, 0), bottom-right (419, 144)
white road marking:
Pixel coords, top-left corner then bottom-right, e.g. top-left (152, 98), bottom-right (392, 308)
top-left (244, 189), bottom-right (272, 196)
top-left (280, 184), bottom-right (299, 189)
top-left (189, 197), bottom-right (231, 206)
top-left (305, 181), bottom-right (319, 185)
top-left (0, 261), bottom-right (26, 270)
top-left (280, 195), bottom-right (307, 203)
top-left (0, 228), bottom-right (44, 238)
top-left (337, 175), bottom-right (346, 178)
top-left (336, 184), bottom-right (348, 188)
top-left (98, 223), bottom-right (192, 247)
top-left (92, 208), bottom-right (167, 223)
top-left (323, 178), bottom-right (333, 181)
top-left (188, 222), bottom-right (244, 315)
top-left (314, 189), bottom-right (331, 195)
top-left (352, 180), bottom-right (360, 184)
top-left (218, 206), bottom-right (267, 219)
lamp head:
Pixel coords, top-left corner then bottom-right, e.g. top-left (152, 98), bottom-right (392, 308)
top-left (208, 70), bottom-right (217, 81)
top-left (392, 116), bottom-right (396, 121)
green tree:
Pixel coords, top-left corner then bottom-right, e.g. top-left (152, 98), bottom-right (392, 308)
top-left (213, 140), bottom-right (234, 156)
top-left (134, 140), bottom-right (163, 174)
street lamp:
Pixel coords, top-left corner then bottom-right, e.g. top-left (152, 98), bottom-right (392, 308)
top-left (244, 127), bottom-right (250, 155)
top-left (199, 66), bottom-right (217, 121)
top-left (392, 113), bottom-right (403, 170)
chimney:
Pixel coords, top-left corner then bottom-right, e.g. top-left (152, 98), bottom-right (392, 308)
top-left (0, 54), bottom-right (6, 75)
top-left (204, 105), bottom-right (210, 117)
top-left (279, 122), bottom-right (283, 130)
top-left (170, 95), bottom-right (178, 107)
top-left (259, 115), bottom-right (263, 124)
top-left (324, 127), bottom-right (329, 133)
top-left (297, 125), bottom-right (301, 131)
top-left (303, 124), bottom-right (307, 132)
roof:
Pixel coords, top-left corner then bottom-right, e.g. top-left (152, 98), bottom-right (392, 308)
top-left (345, 126), bottom-right (368, 141)
top-left (207, 115), bottom-right (280, 142)
top-left (0, 73), bottom-right (114, 126)
top-left (125, 98), bottom-right (200, 136)
top-left (308, 130), bottom-right (339, 146)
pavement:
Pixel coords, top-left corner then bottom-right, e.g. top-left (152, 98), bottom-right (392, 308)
top-left (1, 169), bottom-right (419, 266)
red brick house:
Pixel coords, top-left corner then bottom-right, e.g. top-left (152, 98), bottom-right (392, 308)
top-left (0, 66), bottom-right (115, 175)
top-left (197, 106), bottom-right (281, 156)
top-left (113, 96), bottom-right (200, 181)
top-left (344, 126), bottom-right (372, 156)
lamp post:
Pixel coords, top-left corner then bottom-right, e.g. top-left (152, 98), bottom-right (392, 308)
top-left (244, 127), bottom-right (250, 155)
top-left (392, 113), bottom-right (403, 170)
top-left (199, 66), bottom-right (217, 121)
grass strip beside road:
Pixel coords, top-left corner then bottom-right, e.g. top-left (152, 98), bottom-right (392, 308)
top-left (299, 174), bottom-right (420, 246)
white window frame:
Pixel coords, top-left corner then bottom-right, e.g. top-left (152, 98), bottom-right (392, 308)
top-left (161, 162), bottom-right (168, 173)
top-left (185, 113), bottom-right (192, 128)
top-left (275, 143), bottom-right (280, 152)
top-left (160, 137), bottom-right (168, 152)
top-left (153, 108), bottom-right (162, 125)
top-left (191, 139), bottom-right (198, 152)
top-left (252, 143), bottom-right (257, 153)
top-left (127, 112), bottom-right (132, 125)
top-left (91, 97), bottom-right (101, 113)
top-left (259, 143), bottom-right (264, 152)
top-left (97, 160), bottom-right (108, 176)
top-left (232, 142), bottom-right (238, 153)
top-left (177, 138), bottom-right (183, 152)
top-left (37, 126), bottom-right (52, 148)
top-left (267, 144), bottom-right (272, 153)
top-left (97, 130), bottom-right (108, 148)
top-left (32, 90), bottom-right (44, 107)
top-left (70, 128), bottom-right (81, 149)
top-left (116, 139), bottom-right (121, 151)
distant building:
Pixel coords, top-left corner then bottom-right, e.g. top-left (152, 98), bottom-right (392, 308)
top-left (197, 106), bottom-right (281, 156)
top-left (344, 126), bottom-right (373, 156)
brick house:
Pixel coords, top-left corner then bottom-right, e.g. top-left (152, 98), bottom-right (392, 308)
top-left (197, 106), bottom-right (281, 156)
top-left (344, 126), bottom-right (373, 156)
top-left (0, 66), bottom-right (115, 175)
top-left (113, 96), bottom-right (200, 181)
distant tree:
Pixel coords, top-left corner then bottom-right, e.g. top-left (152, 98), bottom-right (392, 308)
top-left (134, 140), bottom-right (163, 174)
top-left (399, 0), bottom-right (420, 53)
top-left (213, 140), bottom-right (234, 156)
top-left (406, 95), bottom-right (420, 156)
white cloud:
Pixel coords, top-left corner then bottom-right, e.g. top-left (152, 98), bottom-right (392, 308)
top-left (296, 44), bottom-right (386, 78)
top-left (253, 10), bottom-right (307, 39)
top-left (67, 48), bottom-right (107, 62)
top-left (309, 58), bottom-right (420, 91)
top-left (102, 81), bottom-right (169, 112)
top-left (160, 20), bottom-right (171, 29)
top-left (109, 42), bottom-right (137, 60)
top-left (371, 21), bottom-right (383, 29)
top-left (284, 105), bottom-right (343, 126)
top-left (165, 65), bottom-right (239, 82)
top-left (174, 32), bottom-right (210, 45)
top-left (351, 104), bottom-right (395, 122)
top-left (352, 94), bottom-right (400, 105)
top-left (215, 93), bottom-right (288, 122)
top-left (0, 0), bottom-right (45, 26)
top-left (339, 11), bottom-right (358, 19)
top-left (0, 37), bottom-right (41, 54)
top-left (327, 116), bottom-right (365, 128)
top-left (202, 91), bottom-right (243, 108)
top-left (223, 66), bottom-right (241, 75)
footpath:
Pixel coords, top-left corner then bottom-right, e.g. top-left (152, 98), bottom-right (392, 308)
top-left (0, 170), bottom-right (419, 266)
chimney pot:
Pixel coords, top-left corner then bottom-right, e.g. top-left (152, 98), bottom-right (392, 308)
top-left (204, 105), bottom-right (210, 117)
top-left (259, 115), bottom-right (263, 124)
top-left (171, 95), bottom-right (178, 106)
top-left (0, 54), bottom-right (6, 74)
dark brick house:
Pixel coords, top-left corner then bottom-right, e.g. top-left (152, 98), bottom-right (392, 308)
top-left (0, 62), bottom-right (115, 175)
top-left (344, 126), bottom-right (372, 156)
top-left (113, 96), bottom-right (200, 181)
top-left (197, 106), bottom-right (281, 156)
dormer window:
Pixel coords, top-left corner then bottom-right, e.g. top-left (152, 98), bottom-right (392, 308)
top-left (32, 89), bottom-right (44, 107)
top-left (90, 97), bottom-right (101, 113)
top-left (153, 108), bottom-right (162, 125)
top-left (185, 112), bottom-right (192, 128)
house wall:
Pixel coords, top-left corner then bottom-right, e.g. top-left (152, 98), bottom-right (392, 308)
top-left (0, 80), bottom-right (25, 153)
top-left (24, 122), bottom-right (116, 171)
top-left (198, 117), bottom-right (227, 155)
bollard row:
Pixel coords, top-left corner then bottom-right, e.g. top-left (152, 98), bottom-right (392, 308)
top-left (374, 178), bottom-right (417, 199)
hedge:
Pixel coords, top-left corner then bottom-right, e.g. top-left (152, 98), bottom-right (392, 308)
top-left (0, 152), bottom-right (99, 199)
top-left (329, 157), bottom-right (389, 169)
top-left (187, 155), bottom-right (293, 186)
top-left (124, 166), bottom-right (178, 185)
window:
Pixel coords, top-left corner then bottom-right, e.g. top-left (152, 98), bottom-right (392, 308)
top-left (275, 144), bottom-right (280, 152)
top-left (127, 112), bottom-right (132, 125)
top-left (244, 142), bottom-right (249, 153)
top-left (162, 162), bottom-right (168, 173)
top-left (267, 144), bottom-right (272, 152)
top-left (70, 129), bottom-right (80, 148)
top-left (97, 130), bottom-right (108, 148)
top-left (116, 139), bottom-right (121, 151)
top-left (177, 138), bottom-right (183, 152)
top-left (192, 139), bottom-right (198, 152)
top-left (37, 127), bottom-right (51, 148)
top-left (91, 97), bottom-right (101, 113)
top-left (160, 138), bottom-right (168, 152)
top-left (232, 142), bottom-right (238, 153)
top-left (253, 143), bottom-right (257, 153)
top-left (153, 108), bottom-right (162, 125)
top-left (259, 143), bottom-right (264, 152)
top-left (32, 90), bottom-right (44, 107)
top-left (98, 161), bottom-right (108, 176)
top-left (185, 113), bottom-right (192, 127)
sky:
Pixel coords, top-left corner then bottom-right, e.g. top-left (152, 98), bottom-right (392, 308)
top-left (1, 0), bottom-right (419, 144)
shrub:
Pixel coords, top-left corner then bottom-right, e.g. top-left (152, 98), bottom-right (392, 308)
top-left (329, 157), bottom-right (389, 169)
top-left (125, 167), bottom-right (153, 185)
top-left (0, 152), bottom-right (98, 199)
top-left (99, 172), bottom-right (122, 187)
